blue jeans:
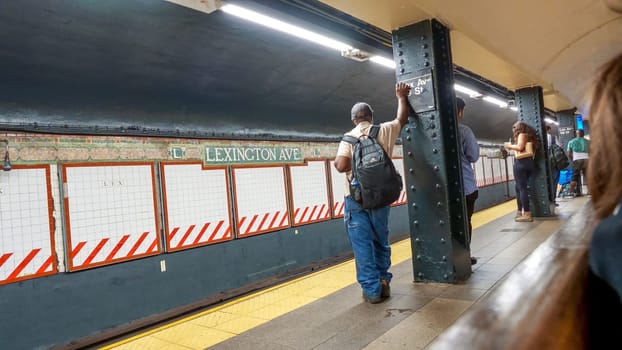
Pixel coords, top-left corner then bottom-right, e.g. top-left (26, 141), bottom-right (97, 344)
top-left (344, 195), bottom-right (392, 298)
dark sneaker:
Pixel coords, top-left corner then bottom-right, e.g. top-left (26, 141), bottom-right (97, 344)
top-left (362, 292), bottom-right (385, 304)
top-left (380, 279), bottom-right (391, 298)
top-left (470, 257), bottom-right (478, 265)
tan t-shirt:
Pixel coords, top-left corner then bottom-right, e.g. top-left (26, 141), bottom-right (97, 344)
top-left (336, 119), bottom-right (402, 194)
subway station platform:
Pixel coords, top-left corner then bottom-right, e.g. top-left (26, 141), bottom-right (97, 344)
top-left (99, 197), bottom-right (589, 350)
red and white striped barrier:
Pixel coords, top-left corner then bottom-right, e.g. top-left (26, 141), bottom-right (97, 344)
top-left (289, 160), bottom-right (331, 226)
top-left (293, 204), bottom-right (330, 225)
top-left (330, 162), bottom-right (348, 218)
top-left (161, 163), bottom-right (233, 251)
top-left (168, 221), bottom-right (232, 250)
top-left (237, 210), bottom-right (289, 236)
top-left (233, 166), bottom-right (290, 237)
top-left (0, 249), bottom-right (55, 285)
top-left (0, 165), bottom-right (57, 285)
top-left (332, 200), bottom-right (345, 217)
top-left (63, 163), bottom-right (160, 270)
top-left (70, 231), bottom-right (159, 270)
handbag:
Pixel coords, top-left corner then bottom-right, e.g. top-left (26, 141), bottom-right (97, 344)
top-left (515, 142), bottom-right (534, 159)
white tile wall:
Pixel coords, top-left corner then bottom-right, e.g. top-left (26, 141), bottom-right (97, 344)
top-left (64, 164), bottom-right (158, 269)
top-left (0, 167), bottom-right (55, 282)
top-left (329, 162), bottom-right (347, 218)
top-left (289, 161), bottom-right (330, 225)
top-left (233, 166), bottom-right (288, 236)
top-left (162, 164), bottom-right (231, 250)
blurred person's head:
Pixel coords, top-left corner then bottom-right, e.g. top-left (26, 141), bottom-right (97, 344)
top-left (512, 121), bottom-right (540, 151)
top-left (456, 97), bottom-right (466, 121)
top-left (350, 102), bottom-right (373, 125)
top-left (588, 52), bottom-right (622, 218)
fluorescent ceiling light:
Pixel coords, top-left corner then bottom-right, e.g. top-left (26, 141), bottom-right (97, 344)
top-left (220, 4), bottom-right (514, 100)
top-left (221, 4), bottom-right (353, 52)
top-left (483, 96), bottom-right (509, 108)
top-left (370, 56), bottom-right (396, 69)
top-left (510, 106), bottom-right (518, 111)
top-left (454, 84), bottom-right (482, 98)
top-left (544, 117), bottom-right (559, 125)
top-left (166, 0), bottom-right (221, 14)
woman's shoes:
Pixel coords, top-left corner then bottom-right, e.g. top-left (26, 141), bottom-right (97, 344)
top-left (515, 215), bottom-right (533, 222)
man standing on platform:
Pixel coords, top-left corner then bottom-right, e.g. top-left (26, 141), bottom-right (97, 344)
top-left (567, 129), bottom-right (590, 196)
top-left (546, 125), bottom-right (563, 203)
top-left (333, 82), bottom-right (411, 304)
top-left (456, 97), bottom-right (480, 266)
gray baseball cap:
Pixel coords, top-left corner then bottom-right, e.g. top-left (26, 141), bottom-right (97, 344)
top-left (351, 102), bottom-right (373, 120)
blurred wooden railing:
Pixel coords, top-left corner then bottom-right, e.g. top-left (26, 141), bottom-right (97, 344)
top-left (428, 202), bottom-right (597, 350)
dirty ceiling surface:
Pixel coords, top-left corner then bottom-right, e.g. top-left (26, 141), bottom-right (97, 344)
top-left (0, 0), bottom-right (539, 142)
top-left (320, 0), bottom-right (622, 115)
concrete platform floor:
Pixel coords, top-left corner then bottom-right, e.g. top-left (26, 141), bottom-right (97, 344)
top-left (102, 196), bottom-right (588, 350)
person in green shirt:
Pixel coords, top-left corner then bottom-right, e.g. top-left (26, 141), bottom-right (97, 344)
top-left (567, 129), bottom-right (590, 196)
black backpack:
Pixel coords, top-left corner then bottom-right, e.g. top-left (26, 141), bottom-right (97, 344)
top-left (550, 143), bottom-right (570, 170)
top-left (342, 125), bottom-right (403, 209)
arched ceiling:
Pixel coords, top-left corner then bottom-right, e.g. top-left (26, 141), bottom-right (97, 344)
top-left (0, 0), bottom-right (619, 142)
top-left (320, 0), bottom-right (622, 116)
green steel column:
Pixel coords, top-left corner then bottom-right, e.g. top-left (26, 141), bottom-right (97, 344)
top-left (392, 19), bottom-right (471, 283)
top-left (516, 87), bottom-right (554, 217)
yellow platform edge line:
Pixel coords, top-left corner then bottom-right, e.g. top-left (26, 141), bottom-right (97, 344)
top-left (100, 199), bottom-right (515, 349)
top-left (99, 260), bottom-right (353, 349)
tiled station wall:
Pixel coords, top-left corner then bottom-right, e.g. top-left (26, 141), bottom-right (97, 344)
top-left (0, 133), bottom-right (511, 286)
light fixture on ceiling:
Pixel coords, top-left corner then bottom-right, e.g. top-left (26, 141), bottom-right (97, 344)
top-left (166, 0), bottom-right (222, 14)
top-left (220, 4), bottom-right (353, 52)
top-left (369, 56), bottom-right (396, 69)
top-left (341, 48), bottom-right (370, 62)
top-left (220, 4), bottom-right (400, 70)
top-left (483, 96), bottom-right (509, 108)
top-left (544, 117), bottom-right (559, 126)
top-left (454, 84), bottom-right (483, 98)
top-left (219, 4), bottom-right (516, 104)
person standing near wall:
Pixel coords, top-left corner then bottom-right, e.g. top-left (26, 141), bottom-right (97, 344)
top-left (584, 52), bottom-right (622, 347)
top-left (567, 129), bottom-right (590, 196)
top-left (546, 125), bottom-right (569, 202)
top-left (456, 97), bottom-right (480, 265)
top-left (333, 82), bottom-right (411, 304)
top-left (546, 125), bottom-right (562, 203)
top-left (504, 122), bottom-right (540, 222)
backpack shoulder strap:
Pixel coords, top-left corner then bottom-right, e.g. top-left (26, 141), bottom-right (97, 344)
top-left (369, 125), bottom-right (380, 139)
top-left (342, 135), bottom-right (358, 145)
